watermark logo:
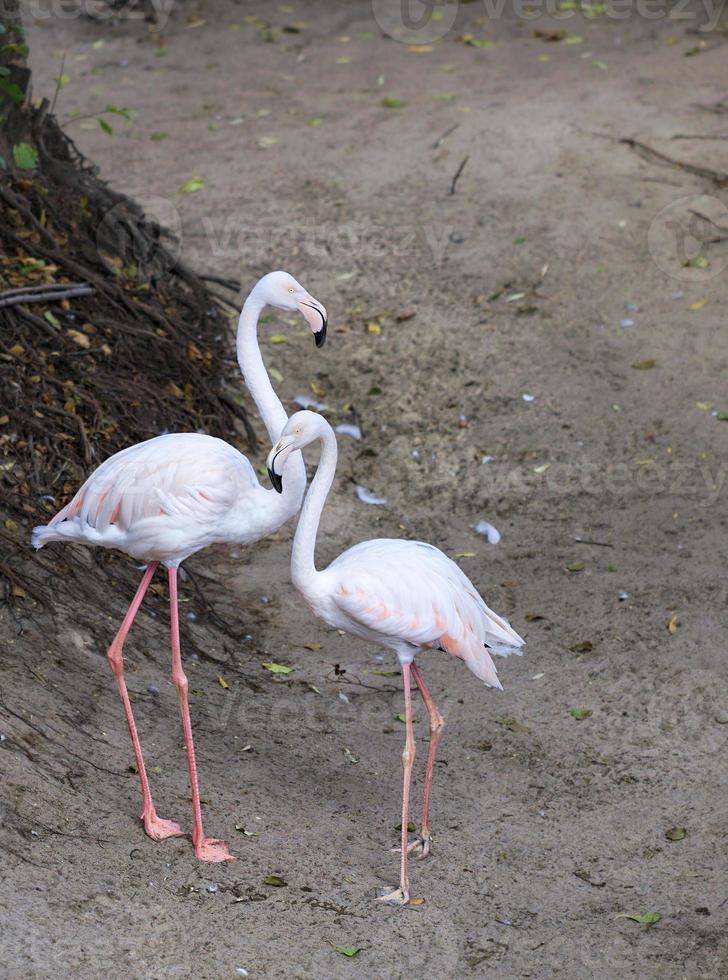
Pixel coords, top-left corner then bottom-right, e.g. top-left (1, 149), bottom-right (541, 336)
top-left (648, 194), bottom-right (728, 283)
top-left (371, 0), bottom-right (458, 43)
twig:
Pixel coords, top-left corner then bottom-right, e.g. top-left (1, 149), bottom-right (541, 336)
top-left (49, 50), bottom-right (66, 116)
top-left (432, 122), bottom-right (458, 150)
top-left (620, 137), bottom-right (728, 187)
top-left (671, 133), bottom-right (728, 141)
top-left (449, 154), bottom-right (469, 195)
top-left (0, 281), bottom-right (89, 299)
top-left (0, 285), bottom-right (94, 308)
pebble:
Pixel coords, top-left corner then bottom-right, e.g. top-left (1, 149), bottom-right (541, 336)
top-left (522, 393), bottom-right (535, 402)
top-left (186, 611), bottom-right (198, 622)
top-left (206, 883), bottom-right (219, 894)
top-left (620, 318), bottom-right (634, 328)
top-left (147, 683), bottom-right (160, 696)
top-left (235, 970), bottom-right (250, 977)
top-left (617, 591), bottom-right (629, 602)
top-left (449, 231), bottom-right (465, 244)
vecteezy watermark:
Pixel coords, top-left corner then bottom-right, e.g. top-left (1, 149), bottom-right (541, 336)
top-left (648, 194), bottom-right (728, 283)
top-left (23, 0), bottom-right (174, 33)
top-left (372, 0), bottom-right (728, 39)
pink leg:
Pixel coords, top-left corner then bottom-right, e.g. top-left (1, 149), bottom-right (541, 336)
top-left (378, 661), bottom-right (416, 905)
top-left (410, 662), bottom-right (445, 859)
top-left (168, 567), bottom-right (234, 863)
top-left (107, 562), bottom-right (184, 842)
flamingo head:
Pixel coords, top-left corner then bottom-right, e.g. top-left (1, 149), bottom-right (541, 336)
top-left (256, 270), bottom-right (328, 347)
top-left (267, 410), bottom-right (328, 492)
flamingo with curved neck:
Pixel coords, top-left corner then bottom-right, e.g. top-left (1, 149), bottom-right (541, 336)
top-left (268, 410), bottom-right (524, 905)
top-left (32, 271), bottom-right (328, 863)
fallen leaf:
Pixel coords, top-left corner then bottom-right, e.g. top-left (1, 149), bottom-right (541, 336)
top-left (257, 136), bottom-right (279, 148)
top-left (262, 662), bottom-right (293, 675)
top-left (367, 321), bottom-right (381, 334)
top-left (615, 912), bottom-right (661, 925)
top-left (665, 826), bottom-right (686, 841)
top-left (454, 551), bottom-right (476, 558)
top-left (235, 825), bottom-right (259, 836)
top-left (631, 359), bottom-right (655, 370)
top-left (408, 44), bottom-right (434, 53)
top-left (395, 821), bottom-right (417, 832)
top-left (525, 612), bottom-right (545, 621)
top-left (495, 717), bottom-right (530, 734)
top-left (330, 945), bottom-right (360, 958)
top-left (382, 97), bottom-right (404, 108)
top-left (395, 308), bottom-right (416, 321)
top-left (407, 896), bottom-right (426, 906)
top-left (667, 613), bottom-right (680, 634)
top-left (263, 875), bottom-right (287, 887)
top-left (570, 640), bottom-right (594, 653)
top-left (564, 34), bottom-right (584, 44)
top-left (67, 329), bottom-right (90, 348)
top-left (570, 708), bottom-right (592, 720)
top-left (303, 641), bottom-right (322, 651)
top-left (218, 675), bottom-right (230, 690)
top-left (566, 561), bottom-right (585, 572)
top-left (688, 299), bottom-right (707, 311)
top-left (270, 334), bottom-right (287, 344)
top-left (308, 117), bottom-right (323, 127)
top-left (179, 175), bottom-right (204, 193)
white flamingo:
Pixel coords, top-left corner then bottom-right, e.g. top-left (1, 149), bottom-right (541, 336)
top-left (32, 272), bottom-right (327, 863)
top-left (267, 410), bottom-right (524, 904)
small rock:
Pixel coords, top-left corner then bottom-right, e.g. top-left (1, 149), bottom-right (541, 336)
top-left (206, 883), bottom-right (219, 894)
top-left (147, 683), bottom-right (160, 696)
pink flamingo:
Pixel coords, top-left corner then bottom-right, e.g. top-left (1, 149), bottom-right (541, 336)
top-left (267, 411), bottom-right (524, 904)
top-left (32, 272), bottom-right (327, 863)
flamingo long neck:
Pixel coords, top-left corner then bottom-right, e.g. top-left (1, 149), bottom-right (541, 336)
top-left (236, 292), bottom-right (306, 512)
top-left (291, 426), bottom-right (338, 591)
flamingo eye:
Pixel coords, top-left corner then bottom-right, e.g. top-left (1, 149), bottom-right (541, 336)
top-left (288, 287), bottom-right (294, 293)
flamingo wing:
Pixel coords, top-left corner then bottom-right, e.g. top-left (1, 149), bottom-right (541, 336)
top-left (328, 539), bottom-right (523, 687)
top-left (49, 433), bottom-right (257, 536)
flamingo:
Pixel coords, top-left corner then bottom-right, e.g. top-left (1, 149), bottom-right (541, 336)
top-left (31, 272), bottom-right (328, 863)
top-left (267, 410), bottom-right (524, 904)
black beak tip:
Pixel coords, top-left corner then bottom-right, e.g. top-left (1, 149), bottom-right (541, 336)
top-left (314, 319), bottom-right (327, 348)
top-left (268, 467), bottom-right (283, 493)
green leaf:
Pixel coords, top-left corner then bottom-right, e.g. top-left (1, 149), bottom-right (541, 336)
top-left (44, 311), bottom-right (61, 329)
top-left (12, 142), bottom-right (38, 170)
top-left (55, 73), bottom-right (70, 89)
top-left (105, 103), bottom-right (132, 119)
top-left (570, 708), bottom-right (592, 720)
top-left (307, 116), bottom-right (323, 127)
top-left (570, 640), bottom-right (593, 653)
top-left (381, 97), bottom-right (404, 108)
top-left (98, 117), bottom-right (113, 135)
top-left (631, 359), bottom-right (655, 370)
top-left (149, 765), bottom-right (162, 775)
top-left (367, 385), bottom-right (382, 395)
top-left (150, 131), bottom-right (168, 141)
top-left (717, 411), bottom-right (728, 421)
top-left (395, 821), bottom-right (417, 832)
top-left (179, 175), bottom-right (204, 193)
top-left (263, 874), bottom-right (287, 887)
top-left (665, 826), bottom-right (686, 841)
top-left (564, 34), bottom-right (585, 44)
top-left (615, 912), bottom-right (661, 925)
top-left (0, 78), bottom-right (23, 106)
top-left (330, 945), bottom-right (361, 958)
top-left (269, 334), bottom-right (287, 344)
top-left (467, 38), bottom-right (495, 48)
top-left (262, 662), bottom-right (293, 675)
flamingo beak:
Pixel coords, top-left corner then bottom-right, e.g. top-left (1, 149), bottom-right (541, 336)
top-left (266, 440), bottom-right (294, 493)
top-left (297, 294), bottom-right (328, 348)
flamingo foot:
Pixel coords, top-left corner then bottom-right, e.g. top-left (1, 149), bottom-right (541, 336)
top-left (376, 886), bottom-right (411, 906)
top-left (391, 833), bottom-right (432, 860)
top-left (194, 837), bottom-right (236, 863)
top-left (142, 812), bottom-right (185, 841)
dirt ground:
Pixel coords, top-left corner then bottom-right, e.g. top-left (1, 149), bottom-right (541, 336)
top-left (3, 1), bottom-right (728, 976)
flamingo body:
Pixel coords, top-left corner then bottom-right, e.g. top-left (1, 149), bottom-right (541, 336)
top-left (314, 538), bottom-right (523, 686)
top-left (32, 432), bottom-right (275, 566)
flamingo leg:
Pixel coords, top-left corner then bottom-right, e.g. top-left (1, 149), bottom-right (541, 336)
top-left (168, 567), bottom-right (235, 863)
top-left (378, 660), bottom-right (416, 906)
top-left (106, 562), bottom-right (184, 842)
top-left (409, 661), bottom-right (444, 859)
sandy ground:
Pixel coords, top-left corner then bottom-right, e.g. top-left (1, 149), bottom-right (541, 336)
top-left (3, 1), bottom-right (728, 976)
